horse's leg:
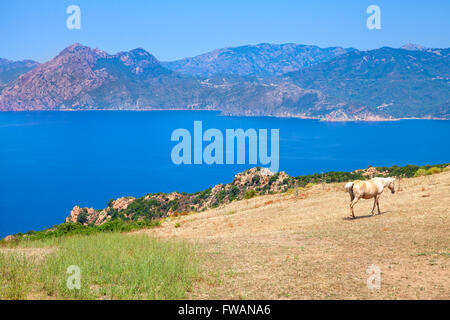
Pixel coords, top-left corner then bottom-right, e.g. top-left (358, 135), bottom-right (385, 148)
top-left (350, 197), bottom-right (359, 219)
top-left (371, 196), bottom-right (377, 215)
top-left (376, 196), bottom-right (381, 214)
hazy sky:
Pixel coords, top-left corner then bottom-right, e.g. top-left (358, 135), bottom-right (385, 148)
top-left (1, 0), bottom-right (449, 62)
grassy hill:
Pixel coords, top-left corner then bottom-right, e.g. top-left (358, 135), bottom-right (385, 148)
top-left (139, 169), bottom-right (450, 299)
top-left (1, 165), bottom-right (449, 299)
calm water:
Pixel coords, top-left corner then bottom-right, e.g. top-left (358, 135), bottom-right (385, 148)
top-left (0, 111), bottom-right (449, 237)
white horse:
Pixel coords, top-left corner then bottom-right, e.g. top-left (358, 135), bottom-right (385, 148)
top-left (345, 177), bottom-right (396, 218)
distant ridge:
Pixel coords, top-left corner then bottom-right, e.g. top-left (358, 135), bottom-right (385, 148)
top-left (162, 43), bottom-right (356, 77)
top-left (401, 43), bottom-right (428, 51)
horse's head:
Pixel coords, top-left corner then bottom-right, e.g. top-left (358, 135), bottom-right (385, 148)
top-left (387, 177), bottom-right (396, 194)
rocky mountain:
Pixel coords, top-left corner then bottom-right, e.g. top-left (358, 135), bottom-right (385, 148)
top-left (0, 43), bottom-right (326, 117)
top-left (0, 44), bottom-right (189, 111)
top-left (0, 58), bottom-right (39, 89)
top-left (286, 47), bottom-right (450, 120)
top-left (0, 43), bottom-right (449, 120)
top-left (162, 43), bottom-right (355, 77)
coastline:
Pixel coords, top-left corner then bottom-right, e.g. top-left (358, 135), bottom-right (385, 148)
top-left (2, 162), bottom-right (449, 240)
top-left (0, 108), bottom-right (448, 122)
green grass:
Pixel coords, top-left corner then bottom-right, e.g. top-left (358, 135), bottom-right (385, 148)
top-left (0, 233), bottom-right (199, 300)
top-left (0, 254), bottom-right (36, 299)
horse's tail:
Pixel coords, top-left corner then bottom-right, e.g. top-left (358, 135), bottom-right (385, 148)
top-left (345, 182), bottom-right (355, 201)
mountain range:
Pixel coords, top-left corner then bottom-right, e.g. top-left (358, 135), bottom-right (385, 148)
top-left (0, 42), bottom-right (448, 121)
top-left (161, 43), bottom-right (354, 77)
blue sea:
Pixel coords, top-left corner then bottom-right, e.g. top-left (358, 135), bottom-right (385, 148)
top-left (0, 111), bottom-right (449, 238)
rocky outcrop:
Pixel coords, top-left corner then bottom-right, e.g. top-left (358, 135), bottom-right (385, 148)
top-left (232, 167), bottom-right (291, 192)
top-left (65, 205), bottom-right (110, 226)
top-left (3, 235), bottom-right (16, 242)
top-left (64, 167), bottom-right (297, 225)
top-left (109, 197), bottom-right (135, 211)
top-left (353, 166), bottom-right (389, 178)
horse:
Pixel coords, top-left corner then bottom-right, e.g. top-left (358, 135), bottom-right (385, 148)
top-left (345, 177), bottom-right (396, 219)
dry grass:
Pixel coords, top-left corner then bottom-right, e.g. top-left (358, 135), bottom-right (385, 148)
top-left (137, 171), bottom-right (450, 299)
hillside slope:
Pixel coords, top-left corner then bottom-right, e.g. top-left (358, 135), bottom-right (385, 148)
top-left (287, 47), bottom-right (450, 120)
top-left (137, 171), bottom-right (450, 299)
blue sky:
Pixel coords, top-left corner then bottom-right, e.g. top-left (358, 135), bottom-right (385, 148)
top-left (0, 0), bottom-right (449, 62)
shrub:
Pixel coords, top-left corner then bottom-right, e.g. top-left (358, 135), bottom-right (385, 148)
top-left (228, 185), bottom-right (240, 201)
top-left (269, 173), bottom-right (279, 185)
top-left (414, 168), bottom-right (427, 177)
top-left (252, 175), bottom-right (260, 185)
top-left (427, 167), bottom-right (441, 175)
top-left (76, 208), bottom-right (89, 225)
top-left (107, 199), bottom-right (115, 208)
top-left (244, 189), bottom-right (256, 199)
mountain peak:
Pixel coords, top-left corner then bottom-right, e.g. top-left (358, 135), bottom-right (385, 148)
top-left (61, 42), bottom-right (89, 53)
top-left (116, 48), bottom-right (161, 73)
top-left (58, 43), bottom-right (108, 59)
top-left (401, 43), bottom-right (428, 51)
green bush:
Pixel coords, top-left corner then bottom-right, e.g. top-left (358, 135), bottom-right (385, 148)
top-left (427, 167), bottom-right (441, 175)
top-left (414, 168), bottom-right (427, 177)
top-left (252, 175), bottom-right (260, 185)
top-left (244, 189), bottom-right (256, 199)
top-left (76, 208), bottom-right (89, 225)
top-left (228, 185), bottom-right (240, 201)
